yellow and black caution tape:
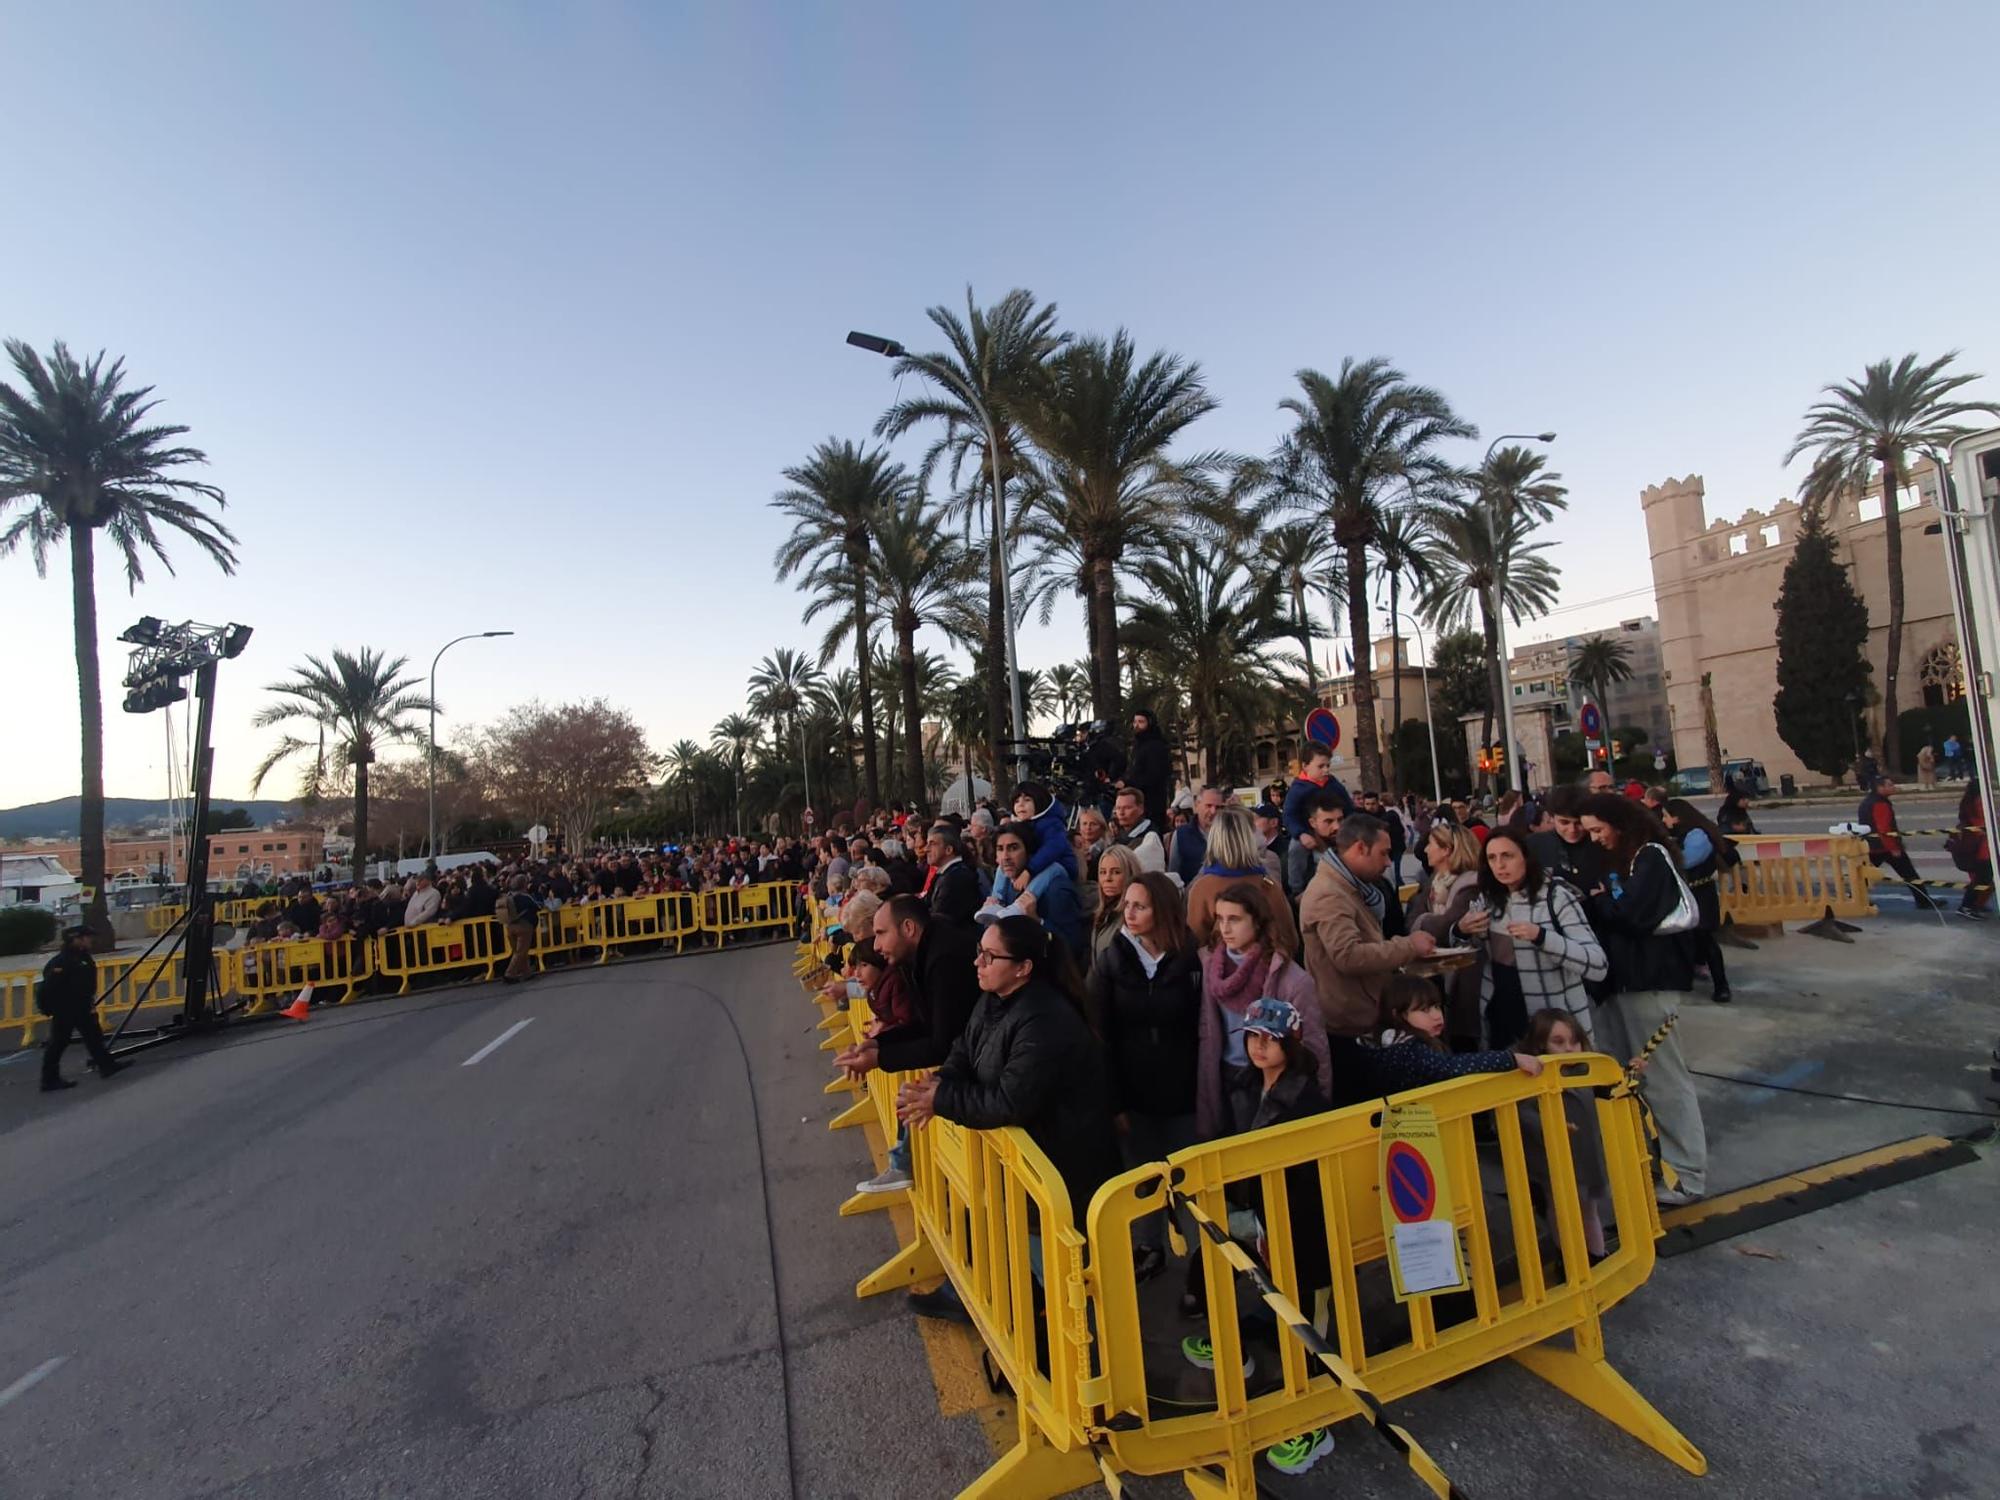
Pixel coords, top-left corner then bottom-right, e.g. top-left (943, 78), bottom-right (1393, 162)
top-left (1162, 1178), bottom-right (1469, 1500)
top-left (1609, 1011), bottom-right (1683, 1192)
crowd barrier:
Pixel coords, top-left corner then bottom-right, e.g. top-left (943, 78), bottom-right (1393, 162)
top-left (1718, 834), bottom-right (1878, 925)
top-left (800, 899), bottom-right (1702, 1498)
top-left (4, 881), bottom-right (805, 1046)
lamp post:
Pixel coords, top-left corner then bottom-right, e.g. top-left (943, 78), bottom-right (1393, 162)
top-left (1480, 432), bottom-right (1557, 793)
top-left (429, 631), bottom-right (512, 862)
top-left (1386, 608), bottom-right (1444, 803)
top-left (848, 330), bottom-right (1026, 779)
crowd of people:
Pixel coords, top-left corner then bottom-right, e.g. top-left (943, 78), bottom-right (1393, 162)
top-left (807, 716), bottom-right (1746, 1477)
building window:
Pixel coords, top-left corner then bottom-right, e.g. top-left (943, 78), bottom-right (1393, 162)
top-left (262, 843), bottom-right (274, 852)
top-left (1728, 532), bottom-right (1749, 555)
top-left (1760, 523), bottom-right (1781, 548)
top-left (238, 845), bottom-right (250, 854)
top-left (277, 843), bottom-right (288, 851)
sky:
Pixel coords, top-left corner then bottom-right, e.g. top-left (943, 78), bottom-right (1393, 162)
top-left (4, 1), bottom-right (1997, 808)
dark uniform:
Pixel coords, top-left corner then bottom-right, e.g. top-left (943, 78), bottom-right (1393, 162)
top-left (40, 936), bottom-right (122, 1091)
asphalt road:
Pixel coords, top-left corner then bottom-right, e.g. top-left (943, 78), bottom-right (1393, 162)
top-left (2, 917), bottom-right (1994, 1500)
top-left (0, 945), bottom-right (987, 1500)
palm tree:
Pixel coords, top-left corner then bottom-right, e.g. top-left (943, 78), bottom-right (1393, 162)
top-left (1269, 360), bottom-right (1474, 791)
top-left (664, 739), bottom-right (707, 831)
top-left (875, 288), bottom-right (1065, 765)
top-left (1569, 633), bottom-right (1636, 736)
top-left (1253, 519), bottom-right (1339, 698)
top-left (0, 341), bottom-right (239, 941)
top-left (1371, 505), bottom-right (1437, 791)
top-left (771, 439), bottom-right (914, 805)
top-left (862, 496), bottom-right (981, 808)
top-left (812, 669), bottom-right (865, 802)
top-left (1417, 501), bottom-right (1561, 780)
top-left (1785, 353), bottom-right (1999, 770)
top-left (1016, 331), bottom-right (1221, 720)
top-left (710, 713), bottom-right (760, 833)
top-left (748, 649), bottom-right (826, 817)
top-left (251, 649), bottom-right (431, 877)
top-left (1120, 542), bottom-right (1294, 783)
top-left (1046, 661), bottom-right (1091, 724)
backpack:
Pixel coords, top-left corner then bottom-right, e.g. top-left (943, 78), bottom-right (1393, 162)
top-left (511, 891), bottom-right (544, 922)
top-left (1944, 829), bottom-right (1979, 872)
top-left (34, 979), bottom-right (52, 1017)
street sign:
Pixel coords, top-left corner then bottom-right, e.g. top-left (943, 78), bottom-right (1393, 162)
top-left (527, 824), bottom-right (549, 846)
top-left (1579, 701), bottom-right (1603, 739)
top-left (1379, 1100), bottom-right (1467, 1300)
top-left (1653, 749), bottom-right (1668, 772)
top-left (803, 808), bottom-right (816, 826)
top-left (1304, 707), bottom-right (1341, 749)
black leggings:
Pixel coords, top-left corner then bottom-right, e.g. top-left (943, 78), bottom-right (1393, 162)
top-left (1694, 928), bottom-right (1728, 993)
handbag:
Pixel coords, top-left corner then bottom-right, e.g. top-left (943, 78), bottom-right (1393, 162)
top-left (1646, 844), bottom-right (1701, 935)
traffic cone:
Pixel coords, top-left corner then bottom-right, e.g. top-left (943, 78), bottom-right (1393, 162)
top-left (279, 984), bottom-right (314, 1021)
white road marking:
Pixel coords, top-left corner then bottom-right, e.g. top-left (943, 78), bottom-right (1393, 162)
top-left (0, 1357), bottom-right (68, 1412)
top-left (461, 1018), bottom-right (534, 1068)
top-left (0, 1050), bottom-right (35, 1066)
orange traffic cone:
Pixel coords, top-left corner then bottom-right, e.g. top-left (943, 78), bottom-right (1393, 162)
top-left (279, 984), bottom-right (314, 1021)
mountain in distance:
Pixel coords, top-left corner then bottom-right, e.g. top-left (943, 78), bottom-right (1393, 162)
top-left (0, 796), bottom-right (300, 840)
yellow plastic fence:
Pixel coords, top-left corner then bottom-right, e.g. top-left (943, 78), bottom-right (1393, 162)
top-left (144, 904), bottom-right (188, 934)
top-left (6, 881), bottom-right (805, 1046)
top-left (803, 894), bottom-right (1700, 1499)
top-left (141, 897), bottom-right (268, 933)
top-left (1087, 1056), bottom-right (1703, 1496)
top-left (1719, 833), bottom-right (1878, 924)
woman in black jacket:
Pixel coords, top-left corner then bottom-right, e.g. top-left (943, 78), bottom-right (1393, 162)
top-left (1578, 794), bottom-right (1709, 1205)
top-left (1088, 870), bottom-right (1203, 1280)
top-left (898, 915), bottom-right (1119, 1225)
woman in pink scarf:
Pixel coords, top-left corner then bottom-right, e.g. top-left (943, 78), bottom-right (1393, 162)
top-left (1194, 882), bottom-right (1331, 1141)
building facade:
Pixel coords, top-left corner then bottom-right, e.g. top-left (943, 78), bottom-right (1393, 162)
top-left (1248, 638), bottom-right (1438, 785)
top-left (1641, 468), bottom-right (1958, 785)
top-left (1507, 619), bottom-right (1671, 750)
top-left (0, 827), bottom-right (326, 887)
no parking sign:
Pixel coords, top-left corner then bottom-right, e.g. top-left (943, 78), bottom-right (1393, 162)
top-left (1379, 1101), bottom-right (1467, 1300)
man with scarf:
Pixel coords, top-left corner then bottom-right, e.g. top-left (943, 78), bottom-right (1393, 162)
top-left (1298, 812), bottom-right (1436, 1038)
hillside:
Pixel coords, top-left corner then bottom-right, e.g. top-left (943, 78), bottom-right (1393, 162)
top-left (0, 797), bottom-right (299, 840)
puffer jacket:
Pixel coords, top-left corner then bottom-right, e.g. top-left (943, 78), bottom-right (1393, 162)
top-left (1088, 935), bottom-right (1203, 1117)
top-left (931, 977), bottom-right (1122, 1220)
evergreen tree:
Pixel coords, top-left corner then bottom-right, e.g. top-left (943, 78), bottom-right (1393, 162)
top-left (1772, 521), bottom-right (1870, 778)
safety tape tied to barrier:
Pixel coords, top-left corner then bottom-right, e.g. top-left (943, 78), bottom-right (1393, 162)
top-left (1164, 1178), bottom-right (1469, 1500)
top-left (1609, 1011), bottom-right (1681, 1192)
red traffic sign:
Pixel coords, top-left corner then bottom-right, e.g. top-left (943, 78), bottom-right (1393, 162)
top-left (1579, 701), bottom-right (1603, 739)
top-left (1385, 1141), bottom-right (1437, 1224)
top-left (1304, 707), bottom-right (1341, 750)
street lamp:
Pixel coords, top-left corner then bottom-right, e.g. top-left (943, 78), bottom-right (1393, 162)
top-left (1385, 608), bottom-right (1444, 803)
top-left (848, 329), bottom-right (1026, 778)
top-left (1480, 431), bottom-right (1557, 793)
top-left (429, 632), bottom-right (513, 863)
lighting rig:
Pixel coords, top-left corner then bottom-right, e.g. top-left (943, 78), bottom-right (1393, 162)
top-left (113, 616), bottom-right (253, 1043)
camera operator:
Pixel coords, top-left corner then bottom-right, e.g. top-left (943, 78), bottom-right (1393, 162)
top-left (1122, 708), bottom-right (1174, 829)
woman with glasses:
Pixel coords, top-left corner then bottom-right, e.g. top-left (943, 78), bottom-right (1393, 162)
top-left (897, 914), bottom-right (1119, 1222)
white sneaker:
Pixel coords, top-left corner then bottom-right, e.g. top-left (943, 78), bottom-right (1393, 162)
top-left (856, 1165), bottom-right (912, 1194)
top-left (1655, 1186), bottom-right (1700, 1208)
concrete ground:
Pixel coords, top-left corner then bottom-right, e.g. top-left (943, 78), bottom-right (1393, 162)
top-left (1, 900), bottom-right (1994, 1500)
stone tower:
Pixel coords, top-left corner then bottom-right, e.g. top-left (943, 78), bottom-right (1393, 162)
top-left (1640, 475), bottom-right (1710, 771)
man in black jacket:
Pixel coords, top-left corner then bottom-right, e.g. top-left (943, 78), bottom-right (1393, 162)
top-left (1123, 708), bottom-right (1174, 830)
top-left (922, 823), bottom-right (983, 928)
top-left (39, 926), bottom-right (127, 1092)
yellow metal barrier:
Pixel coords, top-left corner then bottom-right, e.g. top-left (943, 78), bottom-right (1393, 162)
top-left (236, 937), bottom-right (373, 1010)
top-left (1086, 1057), bottom-right (1703, 1496)
top-left (2, 947), bottom-right (252, 1047)
top-left (1719, 833), bottom-right (1877, 924)
top-left (144, 904), bottom-right (188, 934)
top-left (583, 892), bottom-right (702, 962)
top-left (701, 882), bottom-right (799, 942)
top-left (376, 918), bottom-right (505, 993)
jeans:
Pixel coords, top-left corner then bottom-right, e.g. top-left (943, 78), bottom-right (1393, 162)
top-left (888, 1124), bottom-right (910, 1174)
top-left (1121, 1110), bottom-right (1199, 1251)
top-left (1595, 988), bottom-right (1707, 1196)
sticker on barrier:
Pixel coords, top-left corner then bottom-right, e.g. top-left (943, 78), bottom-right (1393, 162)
top-left (1379, 1101), bottom-right (1467, 1299)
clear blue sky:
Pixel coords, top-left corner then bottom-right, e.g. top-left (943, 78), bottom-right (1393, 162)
top-left (5, 1), bottom-right (1996, 807)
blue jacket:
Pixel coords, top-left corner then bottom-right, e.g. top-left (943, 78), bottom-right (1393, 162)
top-left (1024, 799), bottom-right (1079, 881)
top-left (1281, 774), bottom-right (1353, 839)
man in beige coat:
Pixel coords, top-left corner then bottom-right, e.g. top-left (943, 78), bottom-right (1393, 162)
top-left (1299, 813), bottom-right (1435, 1037)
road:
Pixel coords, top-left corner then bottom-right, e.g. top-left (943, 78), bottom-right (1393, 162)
top-left (1, 917), bottom-right (1994, 1499)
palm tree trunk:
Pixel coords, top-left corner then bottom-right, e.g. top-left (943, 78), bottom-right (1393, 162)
top-left (353, 755), bottom-right (370, 884)
top-left (71, 526), bottom-right (110, 947)
top-left (851, 542), bottom-right (880, 807)
top-left (1345, 543), bottom-right (1382, 791)
top-left (1294, 582), bottom-right (1317, 697)
top-left (1388, 572), bottom-right (1404, 795)
top-left (1479, 603), bottom-right (1500, 792)
top-left (984, 483), bottom-right (1009, 785)
top-left (1090, 555), bottom-right (1121, 722)
top-left (899, 620), bottom-right (926, 814)
top-left (1700, 672), bottom-right (1725, 790)
top-left (1879, 456), bottom-right (1904, 771)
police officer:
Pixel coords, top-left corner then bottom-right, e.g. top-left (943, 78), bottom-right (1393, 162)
top-left (40, 926), bottom-right (127, 1093)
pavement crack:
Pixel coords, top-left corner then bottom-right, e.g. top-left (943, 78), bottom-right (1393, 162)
top-left (630, 1373), bottom-right (668, 1497)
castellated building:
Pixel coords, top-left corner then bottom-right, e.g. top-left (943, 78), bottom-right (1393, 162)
top-left (1640, 462), bottom-right (1961, 786)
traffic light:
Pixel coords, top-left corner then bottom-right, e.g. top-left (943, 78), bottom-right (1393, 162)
top-left (1492, 742), bottom-right (1506, 770)
top-left (1476, 748), bottom-right (1493, 773)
